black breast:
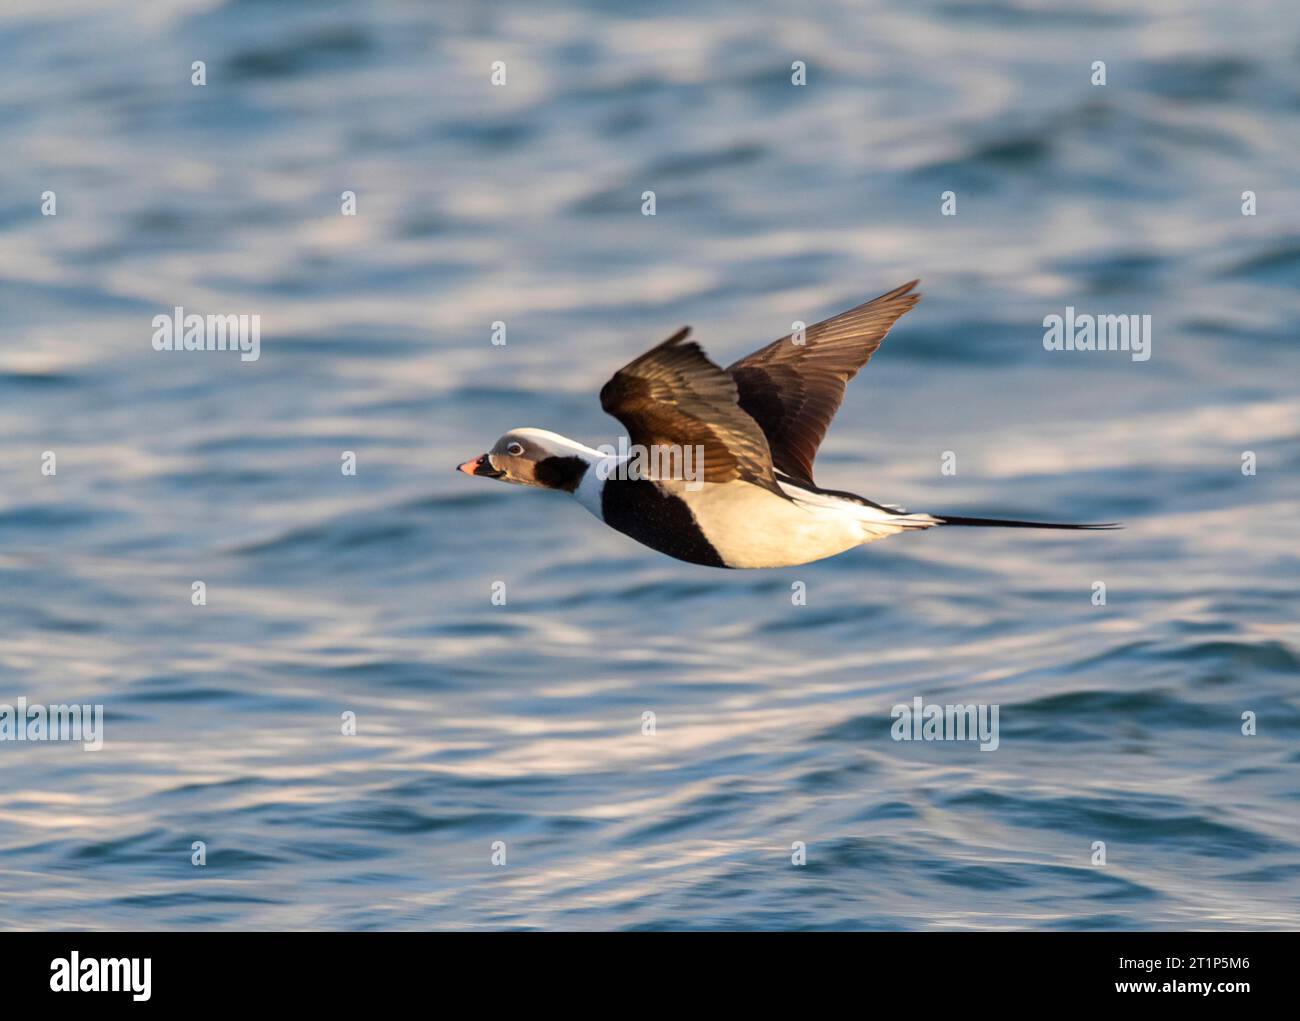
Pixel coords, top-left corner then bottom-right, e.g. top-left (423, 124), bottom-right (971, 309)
top-left (600, 479), bottom-right (729, 568)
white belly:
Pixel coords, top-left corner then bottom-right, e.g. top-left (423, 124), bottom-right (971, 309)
top-left (663, 480), bottom-right (869, 569)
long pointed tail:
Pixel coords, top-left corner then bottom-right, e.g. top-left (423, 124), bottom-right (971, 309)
top-left (933, 514), bottom-right (1120, 530)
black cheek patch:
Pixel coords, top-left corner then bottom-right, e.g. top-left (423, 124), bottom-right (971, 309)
top-left (534, 455), bottom-right (589, 493)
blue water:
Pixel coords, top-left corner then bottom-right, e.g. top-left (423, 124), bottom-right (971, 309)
top-left (1, 0), bottom-right (1298, 930)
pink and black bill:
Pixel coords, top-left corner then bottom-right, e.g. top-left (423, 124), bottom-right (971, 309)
top-left (457, 454), bottom-right (502, 478)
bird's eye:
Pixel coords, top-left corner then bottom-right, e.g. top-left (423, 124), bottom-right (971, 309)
top-left (506, 442), bottom-right (524, 456)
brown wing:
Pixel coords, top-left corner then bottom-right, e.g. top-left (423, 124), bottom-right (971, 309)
top-left (600, 327), bottom-right (786, 497)
top-left (725, 280), bottom-right (921, 487)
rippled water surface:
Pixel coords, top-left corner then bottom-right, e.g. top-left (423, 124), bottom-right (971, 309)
top-left (1, 0), bottom-right (1298, 930)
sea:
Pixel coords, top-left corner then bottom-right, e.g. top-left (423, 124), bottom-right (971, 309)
top-left (0, 0), bottom-right (1297, 929)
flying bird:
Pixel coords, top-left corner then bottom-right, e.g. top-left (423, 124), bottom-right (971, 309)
top-left (457, 281), bottom-right (1116, 568)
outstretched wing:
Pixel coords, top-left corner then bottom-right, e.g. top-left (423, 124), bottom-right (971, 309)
top-left (599, 327), bottom-right (785, 497)
top-left (726, 280), bottom-right (921, 487)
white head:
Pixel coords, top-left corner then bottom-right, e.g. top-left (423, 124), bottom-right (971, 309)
top-left (457, 428), bottom-right (601, 493)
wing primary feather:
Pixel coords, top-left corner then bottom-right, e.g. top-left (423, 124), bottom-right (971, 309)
top-left (599, 326), bottom-right (787, 497)
top-left (726, 281), bottom-right (921, 486)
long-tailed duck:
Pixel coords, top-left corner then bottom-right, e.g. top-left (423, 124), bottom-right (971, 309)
top-left (457, 281), bottom-right (1116, 568)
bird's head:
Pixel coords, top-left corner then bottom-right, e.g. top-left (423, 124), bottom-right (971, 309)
top-left (457, 428), bottom-right (595, 492)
